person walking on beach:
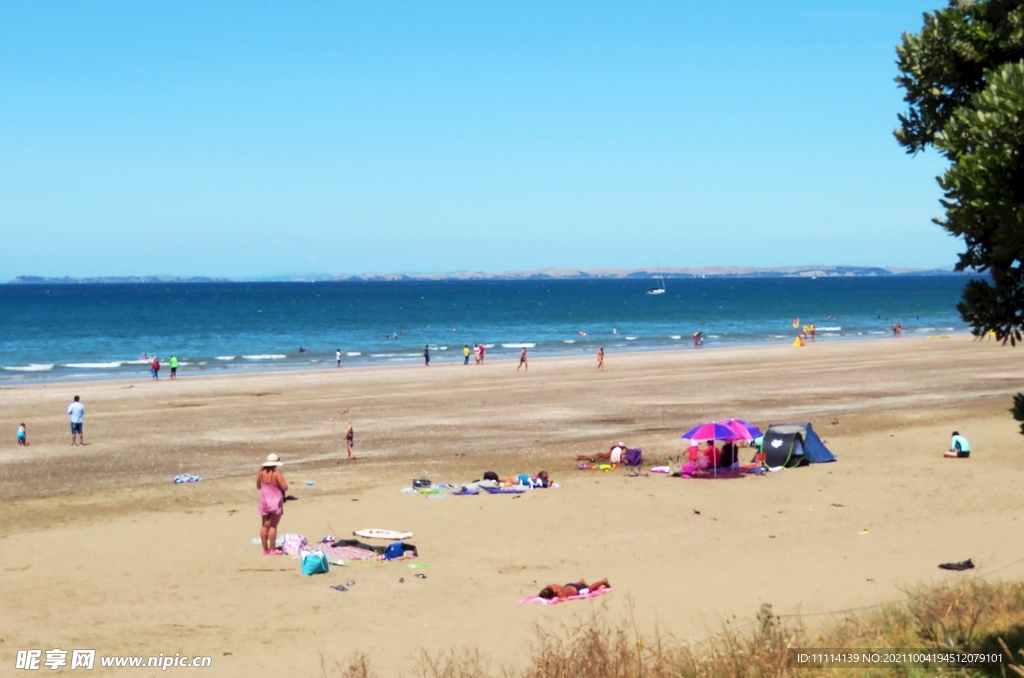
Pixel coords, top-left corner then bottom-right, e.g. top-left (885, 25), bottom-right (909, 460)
top-left (169, 355), bottom-right (178, 379)
top-left (597, 347), bottom-right (605, 371)
top-left (68, 396), bottom-right (85, 446)
top-left (463, 345), bottom-right (471, 365)
top-left (518, 347), bottom-right (528, 372)
top-left (257, 454), bottom-right (288, 555)
top-left (345, 422), bottom-right (355, 460)
top-left (424, 345), bottom-right (430, 366)
top-left (336, 349), bottom-right (342, 368)
top-left (150, 357), bottom-right (160, 380)
top-left (17, 423), bottom-right (28, 446)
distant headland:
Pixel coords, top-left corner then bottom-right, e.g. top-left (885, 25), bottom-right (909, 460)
top-left (7, 266), bottom-right (964, 284)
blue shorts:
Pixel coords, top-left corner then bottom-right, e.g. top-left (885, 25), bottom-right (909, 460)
top-left (71, 422), bottom-right (83, 435)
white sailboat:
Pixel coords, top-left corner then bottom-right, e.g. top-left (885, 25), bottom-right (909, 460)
top-left (646, 268), bottom-right (666, 295)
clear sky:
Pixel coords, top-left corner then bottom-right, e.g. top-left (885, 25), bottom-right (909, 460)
top-left (0, 1), bottom-right (956, 279)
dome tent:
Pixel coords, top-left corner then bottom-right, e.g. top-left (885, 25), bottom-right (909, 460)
top-left (760, 423), bottom-right (836, 468)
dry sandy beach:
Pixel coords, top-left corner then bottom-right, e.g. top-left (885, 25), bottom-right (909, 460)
top-left (2, 336), bottom-right (1024, 676)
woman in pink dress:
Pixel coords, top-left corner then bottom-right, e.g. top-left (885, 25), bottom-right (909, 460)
top-left (257, 454), bottom-right (288, 555)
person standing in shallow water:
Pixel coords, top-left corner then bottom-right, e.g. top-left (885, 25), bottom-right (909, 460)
top-left (257, 454), bottom-right (288, 555)
top-left (424, 345), bottom-right (430, 366)
top-left (169, 355), bottom-right (178, 379)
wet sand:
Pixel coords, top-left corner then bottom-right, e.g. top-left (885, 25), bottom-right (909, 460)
top-left (3, 336), bottom-right (1024, 676)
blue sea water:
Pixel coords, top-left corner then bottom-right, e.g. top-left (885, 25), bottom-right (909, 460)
top-left (0, 277), bottom-right (971, 382)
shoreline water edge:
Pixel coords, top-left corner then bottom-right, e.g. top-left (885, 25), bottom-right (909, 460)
top-left (0, 277), bottom-right (971, 383)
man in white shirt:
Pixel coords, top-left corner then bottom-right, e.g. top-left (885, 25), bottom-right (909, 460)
top-left (68, 395), bottom-right (85, 446)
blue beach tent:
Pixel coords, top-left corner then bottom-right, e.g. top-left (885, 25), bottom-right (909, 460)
top-left (760, 423), bottom-right (836, 468)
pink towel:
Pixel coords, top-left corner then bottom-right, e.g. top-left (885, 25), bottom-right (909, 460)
top-left (518, 588), bottom-right (612, 605)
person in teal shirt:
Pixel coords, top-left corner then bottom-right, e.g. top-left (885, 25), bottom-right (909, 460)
top-left (169, 355), bottom-right (179, 379)
top-left (944, 431), bottom-right (971, 458)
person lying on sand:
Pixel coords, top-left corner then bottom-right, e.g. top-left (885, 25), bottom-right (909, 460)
top-left (499, 471), bottom-right (550, 488)
top-left (538, 579), bottom-right (611, 600)
top-left (461, 471), bottom-right (551, 491)
top-left (576, 442), bottom-right (627, 463)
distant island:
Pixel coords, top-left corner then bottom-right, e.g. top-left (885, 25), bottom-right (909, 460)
top-left (7, 276), bottom-right (231, 284)
top-left (7, 266), bottom-right (964, 284)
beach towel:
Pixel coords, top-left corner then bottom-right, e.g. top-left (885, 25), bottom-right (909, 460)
top-left (452, 489), bottom-right (479, 495)
top-left (280, 533), bottom-right (307, 555)
top-left (519, 588), bottom-right (613, 605)
top-left (319, 543), bottom-right (379, 562)
top-left (483, 487), bottom-right (526, 494)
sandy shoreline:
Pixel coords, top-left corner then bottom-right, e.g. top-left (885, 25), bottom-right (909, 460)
top-left (3, 336), bottom-right (1024, 676)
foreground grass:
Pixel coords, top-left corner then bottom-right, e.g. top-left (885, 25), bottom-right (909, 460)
top-left (323, 578), bottom-right (1024, 677)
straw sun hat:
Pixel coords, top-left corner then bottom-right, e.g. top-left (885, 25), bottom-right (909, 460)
top-left (263, 453), bottom-right (283, 467)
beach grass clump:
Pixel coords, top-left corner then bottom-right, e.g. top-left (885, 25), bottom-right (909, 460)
top-left (327, 578), bottom-right (1024, 677)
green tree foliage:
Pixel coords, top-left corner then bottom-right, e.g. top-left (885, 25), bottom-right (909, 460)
top-left (896, 0), bottom-right (1024, 342)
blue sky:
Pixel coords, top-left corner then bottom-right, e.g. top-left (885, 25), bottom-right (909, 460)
top-left (0, 1), bottom-right (954, 279)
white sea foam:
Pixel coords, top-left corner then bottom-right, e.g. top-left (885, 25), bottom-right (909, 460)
top-left (215, 356), bottom-right (236, 361)
top-left (502, 343), bottom-right (536, 348)
top-left (817, 326), bottom-right (842, 331)
top-left (123, 359), bottom-right (150, 365)
top-left (625, 336), bottom-right (638, 341)
top-left (370, 353), bottom-right (391, 358)
top-left (482, 344), bottom-right (495, 348)
top-left (4, 364), bottom-right (55, 372)
top-left (670, 335), bottom-right (682, 340)
top-left (563, 340), bottom-right (576, 344)
top-left (66, 362), bottom-right (122, 369)
top-left (346, 352), bottom-right (362, 356)
top-left (242, 354), bottom-right (287, 360)
top-left (913, 327), bottom-right (937, 332)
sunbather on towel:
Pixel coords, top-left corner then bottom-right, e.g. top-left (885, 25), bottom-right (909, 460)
top-left (576, 442), bottom-right (627, 463)
top-left (460, 471), bottom-right (500, 492)
top-left (502, 471), bottom-right (550, 488)
top-left (538, 579), bottom-right (611, 600)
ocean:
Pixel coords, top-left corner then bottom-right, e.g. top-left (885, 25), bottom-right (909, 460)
top-left (0, 277), bottom-right (971, 382)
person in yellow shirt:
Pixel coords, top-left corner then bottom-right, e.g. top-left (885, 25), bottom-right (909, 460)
top-left (463, 345), bottom-right (471, 365)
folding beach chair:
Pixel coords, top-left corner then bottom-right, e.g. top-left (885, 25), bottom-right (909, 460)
top-left (624, 448), bottom-right (644, 476)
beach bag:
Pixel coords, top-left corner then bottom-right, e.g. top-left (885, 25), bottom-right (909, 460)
top-left (383, 541), bottom-right (405, 560)
top-left (412, 478), bottom-right (431, 489)
top-left (301, 550), bottom-right (329, 576)
top-left (280, 533), bottom-right (307, 555)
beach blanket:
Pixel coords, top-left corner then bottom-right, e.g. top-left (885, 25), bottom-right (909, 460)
top-left (519, 588), bottom-right (612, 605)
top-left (483, 487), bottom-right (526, 494)
top-left (318, 543), bottom-right (380, 562)
top-left (452, 489), bottom-right (479, 496)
